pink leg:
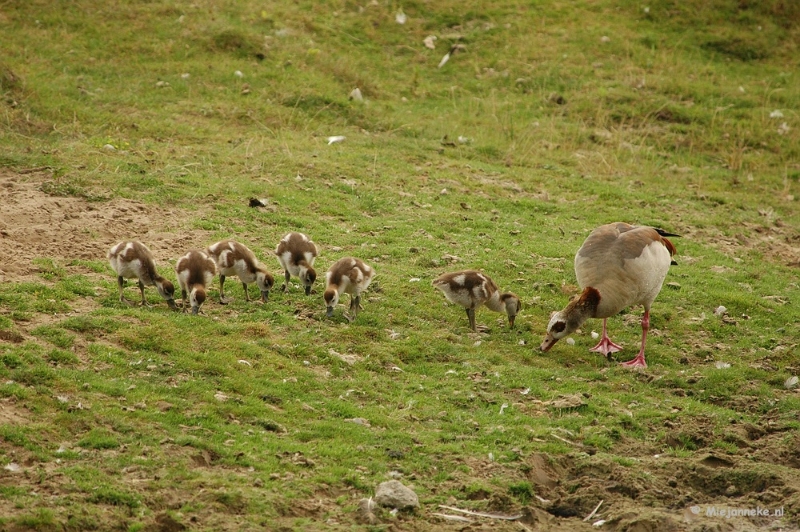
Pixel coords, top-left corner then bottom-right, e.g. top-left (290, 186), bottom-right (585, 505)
top-left (621, 310), bottom-right (649, 369)
top-left (589, 319), bottom-right (623, 358)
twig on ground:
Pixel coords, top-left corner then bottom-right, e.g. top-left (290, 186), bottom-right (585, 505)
top-left (437, 505), bottom-right (523, 520)
top-left (583, 500), bottom-right (604, 521)
top-left (431, 513), bottom-right (472, 523)
top-left (550, 433), bottom-right (580, 447)
top-left (18, 166), bottom-right (53, 174)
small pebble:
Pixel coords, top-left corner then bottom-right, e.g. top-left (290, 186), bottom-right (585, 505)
top-left (349, 88), bottom-right (363, 101)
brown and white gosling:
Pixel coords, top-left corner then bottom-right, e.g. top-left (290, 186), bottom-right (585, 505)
top-left (275, 232), bottom-right (319, 295)
top-left (175, 250), bottom-right (217, 315)
top-left (206, 240), bottom-right (274, 304)
top-left (540, 222), bottom-right (678, 369)
top-left (108, 241), bottom-right (177, 309)
top-left (432, 270), bottom-right (521, 332)
top-left (324, 257), bottom-right (376, 322)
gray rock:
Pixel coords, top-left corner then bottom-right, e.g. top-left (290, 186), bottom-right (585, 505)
top-left (374, 480), bottom-right (419, 510)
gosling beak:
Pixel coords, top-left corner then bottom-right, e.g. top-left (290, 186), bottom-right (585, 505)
top-left (191, 306), bottom-right (200, 315)
top-left (166, 299), bottom-right (177, 310)
top-left (326, 306), bottom-right (334, 318)
top-left (305, 285), bottom-right (312, 296)
top-left (261, 290), bottom-right (269, 303)
top-left (508, 314), bottom-right (516, 329)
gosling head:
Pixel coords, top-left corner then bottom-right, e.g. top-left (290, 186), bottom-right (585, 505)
top-left (302, 267), bottom-right (317, 295)
top-left (501, 293), bottom-right (522, 328)
top-left (257, 270), bottom-right (274, 302)
top-left (190, 287), bottom-right (207, 315)
top-left (323, 288), bottom-right (339, 317)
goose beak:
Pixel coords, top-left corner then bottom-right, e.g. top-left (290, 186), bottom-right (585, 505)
top-left (326, 306), bottom-right (334, 318)
top-left (540, 334), bottom-right (558, 352)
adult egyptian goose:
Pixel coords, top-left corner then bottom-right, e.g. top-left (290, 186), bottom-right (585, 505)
top-left (108, 241), bottom-right (177, 309)
top-left (206, 240), bottom-right (274, 304)
top-left (175, 250), bottom-right (217, 315)
top-left (275, 232), bottom-right (319, 295)
top-left (324, 257), bottom-right (376, 321)
top-left (432, 270), bottom-right (521, 332)
top-left (540, 222), bottom-right (678, 368)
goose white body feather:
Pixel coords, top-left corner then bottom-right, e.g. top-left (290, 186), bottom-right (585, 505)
top-left (541, 222), bottom-right (677, 368)
top-left (575, 240), bottom-right (672, 319)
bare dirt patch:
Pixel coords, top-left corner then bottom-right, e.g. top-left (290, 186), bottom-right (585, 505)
top-left (683, 222), bottom-right (800, 269)
top-left (0, 398), bottom-right (31, 425)
top-left (0, 170), bottom-right (212, 284)
top-left (412, 445), bottom-right (800, 531)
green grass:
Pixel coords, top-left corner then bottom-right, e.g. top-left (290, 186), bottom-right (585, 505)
top-left (1, 0), bottom-right (800, 530)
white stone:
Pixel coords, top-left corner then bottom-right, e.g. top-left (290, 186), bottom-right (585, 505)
top-left (374, 480), bottom-right (419, 510)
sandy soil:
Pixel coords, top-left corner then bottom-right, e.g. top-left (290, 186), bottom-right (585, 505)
top-left (0, 170), bottom-right (212, 284)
